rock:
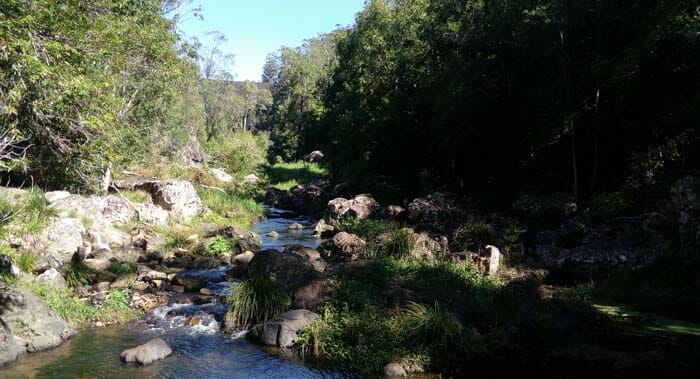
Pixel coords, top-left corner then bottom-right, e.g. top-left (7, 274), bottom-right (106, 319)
top-left (232, 251), bottom-right (255, 266)
top-left (284, 245), bottom-right (327, 272)
top-left (237, 232), bottom-right (262, 253)
top-left (266, 231), bottom-right (279, 239)
top-left (135, 203), bottom-right (169, 226)
top-left (248, 310), bottom-right (318, 348)
top-left (288, 223), bottom-right (303, 230)
top-left (381, 205), bottom-right (406, 220)
top-left (171, 273), bottom-right (207, 292)
top-left (313, 219), bottom-right (335, 238)
top-left (186, 314), bottom-right (204, 326)
top-left (166, 284), bottom-right (185, 293)
top-left (43, 191), bottom-right (71, 204)
top-left (0, 254), bottom-right (20, 277)
top-left (243, 174), bottom-right (260, 184)
top-left (246, 250), bottom-right (319, 292)
top-left (93, 281), bottom-right (111, 292)
top-left (83, 258), bottom-right (111, 272)
top-left (303, 150), bottom-right (324, 162)
top-left (407, 193), bottom-right (464, 232)
top-left (111, 273), bottom-right (137, 289)
top-left (210, 168), bottom-right (233, 183)
top-left (668, 176), bottom-right (700, 246)
top-left (35, 268), bottom-right (66, 288)
top-left (319, 232), bottom-right (368, 262)
top-left (326, 194), bottom-right (380, 223)
top-left (0, 283), bottom-right (76, 355)
top-left (0, 319), bottom-right (18, 366)
top-left (129, 292), bottom-right (169, 312)
top-left (265, 182), bottom-right (328, 213)
top-left (149, 180), bottom-right (204, 222)
top-left (384, 363), bottom-right (407, 378)
top-left (199, 288), bottom-right (213, 296)
top-left (27, 218), bottom-right (85, 268)
top-left (120, 338), bottom-right (172, 365)
top-left (292, 279), bottom-right (334, 310)
top-left (483, 245), bottom-right (501, 276)
top-left (52, 195), bottom-right (136, 224)
top-left (193, 256), bottom-right (221, 269)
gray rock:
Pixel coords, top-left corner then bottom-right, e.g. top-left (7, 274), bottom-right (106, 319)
top-left (210, 168), bottom-right (233, 183)
top-left (0, 283), bottom-right (76, 354)
top-left (288, 223), bottom-right (304, 230)
top-left (149, 180), bottom-right (204, 222)
top-left (312, 219), bottom-right (335, 237)
top-left (135, 203), bottom-right (169, 226)
top-left (266, 231), bottom-right (279, 239)
top-left (232, 251), bottom-right (255, 266)
top-left (83, 258), bottom-right (111, 272)
top-left (249, 310), bottom-right (318, 348)
top-left (319, 232), bottom-right (368, 262)
top-left (237, 232), bottom-right (262, 253)
top-left (483, 245), bottom-right (501, 276)
top-left (243, 174), bottom-right (260, 184)
top-left (25, 218), bottom-right (85, 268)
top-left (43, 191), bottom-right (71, 204)
top-left (284, 245), bottom-right (326, 272)
top-left (0, 319), bottom-right (18, 366)
top-left (245, 250), bottom-right (319, 292)
top-left (407, 193), bottom-right (464, 232)
top-left (52, 195), bottom-right (136, 224)
top-left (292, 279), bottom-right (334, 310)
top-left (327, 194), bottom-right (380, 222)
top-left (35, 268), bottom-right (66, 288)
top-left (383, 362), bottom-right (407, 378)
top-left (0, 254), bottom-right (20, 277)
top-left (120, 338), bottom-right (172, 365)
top-left (303, 150), bottom-right (324, 162)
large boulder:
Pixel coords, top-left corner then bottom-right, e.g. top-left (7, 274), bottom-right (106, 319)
top-left (245, 250), bottom-right (318, 292)
top-left (135, 203), bottom-right (169, 226)
top-left (407, 193), bottom-right (464, 232)
top-left (52, 195), bottom-right (136, 224)
top-left (0, 319), bottom-right (18, 366)
top-left (326, 194), bottom-right (380, 223)
top-left (24, 217), bottom-right (85, 269)
top-left (248, 309), bottom-right (318, 348)
top-left (35, 269), bottom-right (67, 288)
top-left (121, 338), bottom-right (172, 365)
top-left (292, 278), bottom-right (334, 310)
top-left (148, 180), bottom-right (204, 222)
top-left (303, 150), bottom-right (324, 162)
top-left (319, 232), bottom-right (368, 262)
top-left (237, 232), bottom-right (262, 253)
top-left (0, 283), bottom-right (76, 356)
top-left (210, 168), bottom-right (233, 183)
top-left (284, 245), bottom-right (327, 272)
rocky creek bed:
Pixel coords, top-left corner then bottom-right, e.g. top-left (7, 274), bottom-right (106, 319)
top-left (0, 207), bottom-right (347, 378)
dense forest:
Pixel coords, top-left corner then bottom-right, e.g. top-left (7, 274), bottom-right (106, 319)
top-left (1, 0), bottom-right (700, 378)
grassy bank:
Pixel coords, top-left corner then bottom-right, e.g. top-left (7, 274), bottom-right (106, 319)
top-left (264, 161), bottom-right (327, 191)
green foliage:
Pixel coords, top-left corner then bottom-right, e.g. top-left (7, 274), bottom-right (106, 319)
top-left (205, 236), bottom-right (233, 256)
top-left (454, 221), bottom-right (496, 253)
top-left (376, 228), bottom-right (414, 260)
top-left (120, 190), bottom-right (151, 204)
top-left (205, 131), bottom-right (270, 179)
top-left (164, 229), bottom-right (192, 250)
top-left (264, 161), bottom-right (328, 191)
top-left (584, 191), bottom-right (639, 223)
top-left (226, 277), bottom-right (290, 328)
top-left (23, 282), bottom-right (140, 328)
top-left (107, 262), bottom-right (138, 277)
top-left (405, 302), bottom-right (470, 351)
top-left (64, 260), bottom-right (97, 288)
top-left (196, 187), bottom-right (264, 228)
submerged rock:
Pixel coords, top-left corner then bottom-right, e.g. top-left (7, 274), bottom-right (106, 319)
top-left (248, 310), bottom-right (318, 348)
top-left (121, 338), bottom-right (172, 365)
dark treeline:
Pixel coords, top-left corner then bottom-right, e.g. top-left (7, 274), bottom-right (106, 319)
top-left (269, 0), bottom-right (700, 199)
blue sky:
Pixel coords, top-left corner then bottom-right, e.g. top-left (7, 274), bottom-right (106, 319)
top-left (178, 0), bottom-right (366, 81)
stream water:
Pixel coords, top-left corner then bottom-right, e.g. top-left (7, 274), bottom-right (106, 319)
top-left (0, 207), bottom-right (345, 379)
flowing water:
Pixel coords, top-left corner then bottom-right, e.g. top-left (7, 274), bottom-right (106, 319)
top-left (0, 207), bottom-right (344, 379)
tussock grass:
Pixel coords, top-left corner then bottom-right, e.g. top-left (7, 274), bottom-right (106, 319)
top-left (226, 277), bottom-right (290, 328)
top-left (264, 161), bottom-right (327, 191)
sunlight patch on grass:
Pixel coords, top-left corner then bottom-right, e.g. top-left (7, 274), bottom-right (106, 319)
top-left (595, 304), bottom-right (700, 337)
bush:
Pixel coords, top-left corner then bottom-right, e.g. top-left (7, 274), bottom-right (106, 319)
top-left (64, 260), bottom-right (97, 287)
top-left (205, 236), bottom-right (233, 256)
top-left (108, 262), bottom-right (138, 277)
top-left (376, 228), bottom-right (415, 259)
top-left (226, 277), bottom-right (290, 328)
top-left (197, 187), bottom-right (264, 228)
top-left (205, 130), bottom-right (270, 179)
top-left (454, 220), bottom-right (496, 253)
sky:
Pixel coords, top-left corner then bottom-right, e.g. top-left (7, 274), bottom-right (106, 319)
top-left (178, 0), bottom-right (366, 81)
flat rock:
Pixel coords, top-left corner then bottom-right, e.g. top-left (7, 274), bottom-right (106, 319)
top-left (248, 310), bottom-right (318, 348)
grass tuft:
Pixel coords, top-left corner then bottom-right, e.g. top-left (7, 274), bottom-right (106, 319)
top-left (226, 277), bottom-right (290, 328)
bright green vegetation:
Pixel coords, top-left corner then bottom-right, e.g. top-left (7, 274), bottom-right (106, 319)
top-left (107, 262), bottom-right (138, 277)
top-left (264, 161), bottom-right (328, 191)
top-left (119, 190), bottom-right (152, 204)
top-left (196, 187), bottom-right (265, 228)
top-left (0, 188), bottom-right (58, 238)
top-left (23, 282), bottom-right (140, 328)
top-left (163, 228), bottom-right (193, 251)
top-left (205, 131), bottom-right (270, 181)
top-left (203, 236), bottom-right (233, 256)
top-left (226, 277), bottom-right (290, 328)
top-left (595, 304), bottom-right (700, 338)
top-left (64, 260), bottom-right (98, 288)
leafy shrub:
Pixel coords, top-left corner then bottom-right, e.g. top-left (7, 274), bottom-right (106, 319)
top-left (337, 216), bottom-right (395, 241)
top-left (108, 262), bottom-right (138, 277)
top-left (205, 236), bottom-right (233, 256)
top-left (205, 131), bottom-right (270, 179)
top-left (226, 277), bottom-right (290, 328)
top-left (585, 191), bottom-right (639, 223)
top-left (454, 220), bottom-right (496, 253)
top-left (65, 260), bottom-right (97, 287)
